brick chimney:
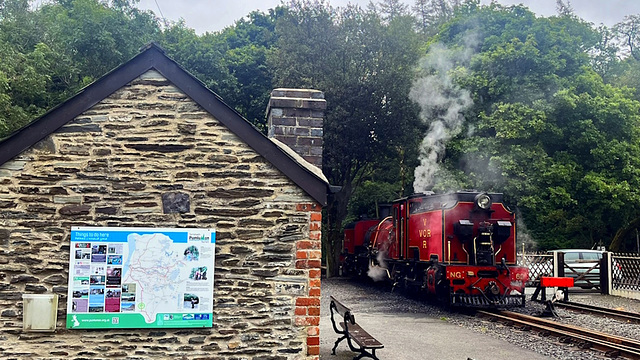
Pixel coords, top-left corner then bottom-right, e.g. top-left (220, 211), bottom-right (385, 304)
top-left (266, 89), bottom-right (326, 169)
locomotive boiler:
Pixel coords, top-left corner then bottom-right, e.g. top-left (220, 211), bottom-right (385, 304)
top-left (341, 191), bottom-right (528, 308)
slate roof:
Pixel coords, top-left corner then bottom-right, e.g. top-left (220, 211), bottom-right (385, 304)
top-left (0, 43), bottom-right (331, 206)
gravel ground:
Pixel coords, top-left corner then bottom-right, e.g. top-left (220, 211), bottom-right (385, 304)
top-left (522, 291), bottom-right (640, 340)
top-left (321, 277), bottom-right (640, 360)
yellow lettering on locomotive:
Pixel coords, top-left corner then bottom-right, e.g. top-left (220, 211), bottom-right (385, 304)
top-left (448, 271), bottom-right (463, 279)
top-left (422, 240), bottom-right (427, 248)
top-left (418, 229), bottom-right (432, 238)
top-left (515, 273), bottom-right (525, 280)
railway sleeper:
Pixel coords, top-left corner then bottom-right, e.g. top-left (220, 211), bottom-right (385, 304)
top-left (605, 350), bottom-right (621, 358)
top-left (559, 336), bottom-right (573, 343)
top-left (577, 341), bottom-right (592, 349)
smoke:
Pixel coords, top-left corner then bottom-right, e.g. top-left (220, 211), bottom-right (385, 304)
top-left (459, 150), bottom-right (505, 189)
top-left (367, 251), bottom-right (389, 282)
top-left (410, 40), bottom-right (477, 193)
top-left (516, 208), bottom-right (538, 253)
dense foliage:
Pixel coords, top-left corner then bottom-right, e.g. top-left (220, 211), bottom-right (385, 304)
top-left (268, 1), bottom-right (423, 273)
top-left (2, 0), bottom-right (640, 274)
top-left (420, 2), bottom-right (640, 251)
top-left (0, 0), bottom-right (158, 136)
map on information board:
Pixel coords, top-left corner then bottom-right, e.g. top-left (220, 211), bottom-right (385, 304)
top-left (66, 227), bottom-right (215, 329)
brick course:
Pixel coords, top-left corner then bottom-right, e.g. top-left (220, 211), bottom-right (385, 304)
top-left (267, 89), bottom-right (326, 169)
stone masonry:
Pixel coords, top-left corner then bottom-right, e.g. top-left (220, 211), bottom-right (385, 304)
top-left (0, 70), bottom-right (324, 359)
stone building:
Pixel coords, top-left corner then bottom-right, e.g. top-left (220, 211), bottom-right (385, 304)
top-left (0, 43), bottom-right (330, 359)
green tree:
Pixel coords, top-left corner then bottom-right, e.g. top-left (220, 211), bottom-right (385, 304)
top-left (0, 41), bottom-right (53, 135)
top-left (377, 0), bottom-right (409, 21)
top-left (159, 8), bottom-right (282, 130)
top-left (412, 0), bottom-right (461, 37)
top-left (216, 9), bottom-right (283, 129)
top-left (590, 24), bottom-right (619, 82)
top-left (270, 1), bottom-right (423, 276)
top-left (159, 21), bottom-right (236, 101)
top-left (609, 15), bottom-right (640, 101)
top-left (555, 0), bottom-right (573, 16)
top-left (0, 0), bottom-right (160, 138)
top-left (420, 3), bottom-right (640, 250)
top-left (614, 14), bottom-right (640, 61)
top-left (40, 0), bottom-right (159, 81)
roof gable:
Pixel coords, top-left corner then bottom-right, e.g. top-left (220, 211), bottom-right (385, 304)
top-left (0, 44), bottom-right (329, 206)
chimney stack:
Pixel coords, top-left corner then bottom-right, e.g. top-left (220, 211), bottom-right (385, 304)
top-left (266, 89), bottom-right (326, 169)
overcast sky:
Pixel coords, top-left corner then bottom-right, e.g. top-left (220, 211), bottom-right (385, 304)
top-left (136, 0), bottom-right (640, 34)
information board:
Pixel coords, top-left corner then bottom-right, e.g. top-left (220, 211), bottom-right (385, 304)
top-left (66, 227), bottom-right (215, 329)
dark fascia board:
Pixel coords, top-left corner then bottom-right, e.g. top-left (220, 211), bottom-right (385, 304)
top-left (0, 44), bottom-right (329, 206)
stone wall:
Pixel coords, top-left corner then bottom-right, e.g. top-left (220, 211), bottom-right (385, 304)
top-left (0, 70), bottom-right (322, 359)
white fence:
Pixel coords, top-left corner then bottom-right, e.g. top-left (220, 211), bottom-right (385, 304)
top-left (522, 252), bottom-right (640, 301)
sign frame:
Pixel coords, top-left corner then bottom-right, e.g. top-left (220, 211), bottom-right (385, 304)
top-left (66, 226), bottom-right (215, 329)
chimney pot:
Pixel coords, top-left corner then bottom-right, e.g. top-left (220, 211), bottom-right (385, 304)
top-left (267, 89), bottom-right (326, 170)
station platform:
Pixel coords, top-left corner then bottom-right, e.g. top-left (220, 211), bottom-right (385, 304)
top-left (320, 277), bottom-right (551, 360)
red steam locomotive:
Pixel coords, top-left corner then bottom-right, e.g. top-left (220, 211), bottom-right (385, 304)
top-left (342, 191), bottom-right (528, 307)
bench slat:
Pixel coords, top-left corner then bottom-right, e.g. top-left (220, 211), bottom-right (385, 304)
top-left (339, 322), bottom-right (384, 349)
top-left (331, 296), bottom-right (384, 359)
top-left (330, 295), bottom-right (351, 316)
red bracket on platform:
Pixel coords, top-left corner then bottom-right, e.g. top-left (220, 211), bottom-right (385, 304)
top-left (531, 276), bottom-right (573, 304)
top-left (540, 276), bottom-right (574, 288)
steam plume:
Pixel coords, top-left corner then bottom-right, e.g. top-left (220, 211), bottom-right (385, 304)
top-left (516, 208), bottom-right (538, 252)
top-left (367, 251), bottom-right (388, 282)
top-left (410, 42), bottom-right (474, 193)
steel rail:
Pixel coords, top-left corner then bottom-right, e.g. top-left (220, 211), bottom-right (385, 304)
top-left (477, 310), bottom-right (640, 359)
top-left (552, 301), bottom-right (640, 323)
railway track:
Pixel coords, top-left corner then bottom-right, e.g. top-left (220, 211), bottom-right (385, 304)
top-left (477, 310), bottom-right (640, 359)
top-left (552, 301), bottom-right (640, 323)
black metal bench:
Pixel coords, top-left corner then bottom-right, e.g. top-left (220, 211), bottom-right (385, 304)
top-left (329, 295), bottom-right (383, 360)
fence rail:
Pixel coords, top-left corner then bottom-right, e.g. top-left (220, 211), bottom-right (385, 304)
top-left (521, 252), bottom-right (640, 301)
top-left (519, 253), bottom-right (553, 287)
top-left (611, 253), bottom-right (640, 294)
